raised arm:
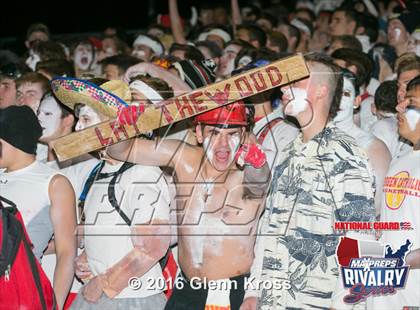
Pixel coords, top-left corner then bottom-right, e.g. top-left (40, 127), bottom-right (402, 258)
top-left (107, 137), bottom-right (191, 169)
top-left (231, 0), bottom-right (242, 35)
top-left (169, 0), bottom-right (188, 44)
top-left (49, 174), bottom-right (77, 310)
top-left (239, 134), bottom-right (271, 199)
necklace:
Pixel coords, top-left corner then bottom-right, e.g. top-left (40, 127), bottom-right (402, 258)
top-left (199, 170), bottom-right (217, 203)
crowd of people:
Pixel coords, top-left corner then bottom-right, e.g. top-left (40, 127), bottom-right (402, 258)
top-left (0, 0), bottom-right (419, 309)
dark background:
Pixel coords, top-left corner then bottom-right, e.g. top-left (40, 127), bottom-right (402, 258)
top-left (0, 0), bottom-right (198, 54)
top-left (0, 0), bottom-right (286, 55)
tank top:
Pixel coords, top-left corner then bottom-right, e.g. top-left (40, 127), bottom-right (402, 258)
top-left (0, 161), bottom-right (59, 260)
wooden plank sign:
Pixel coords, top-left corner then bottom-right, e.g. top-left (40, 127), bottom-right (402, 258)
top-left (52, 54), bottom-right (309, 161)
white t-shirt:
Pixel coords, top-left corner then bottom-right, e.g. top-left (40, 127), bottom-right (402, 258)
top-left (36, 143), bottom-right (49, 163)
top-left (371, 116), bottom-right (400, 158)
top-left (371, 150), bottom-right (420, 309)
top-left (371, 116), bottom-right (413, 159)
top-left (61, 158), bottom-right (101, 202)
top-left (359, 95), bottom-right (377, 132)
top-left (0, 161), bottom-right (60, 260)
top-left (83, 162), bottom-right (170, 298)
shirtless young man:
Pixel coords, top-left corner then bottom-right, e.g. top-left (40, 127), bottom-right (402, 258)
top-left (109, 101), bottom-right (270, 310)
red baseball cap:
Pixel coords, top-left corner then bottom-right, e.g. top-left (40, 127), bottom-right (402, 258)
top-left (194, 101), bottom-right (247, 126)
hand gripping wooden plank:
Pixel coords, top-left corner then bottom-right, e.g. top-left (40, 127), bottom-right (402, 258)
top-left (52, 54), bottom-right (309, 161)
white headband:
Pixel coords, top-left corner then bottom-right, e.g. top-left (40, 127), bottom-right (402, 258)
top-left (290, 18), bottom-right (311, 35)
top-left (133, 35), bottom-right (163, 55)
top-left (129, 80), bottom-right (163, 104)
top-left (198, 28), bottom-right (231, 43)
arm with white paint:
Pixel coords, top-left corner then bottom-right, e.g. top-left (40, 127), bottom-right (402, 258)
top-left (100, 175), bottom-right (171, 298)
top-left (88, 173), bottom-right (171, 298)
top-left (108, 137), bottom-right (194, 170)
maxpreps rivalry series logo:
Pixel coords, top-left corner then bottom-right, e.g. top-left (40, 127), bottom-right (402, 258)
top-left (336, 237), bottom-right (412, 304)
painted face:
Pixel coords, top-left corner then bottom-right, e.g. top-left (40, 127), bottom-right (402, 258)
top-left (407, 31), bottom-right (420, 57)
top-left (335, 77), bottom-right (356, 122)
top-left (397, 87), bottom-right (420, 142)
top-left (16, 82), bottom-right (44, 113)
top-left (202, 126), bottom-right (243, 171)
top-left (404, 106), bottom-right (420, 131)
top-left (132, 45), bottom-right (152, 61)
top-left (282, 86), bottom-right (309, 117)
top-left (75, 105), bottom-right (103, 131)
top-left (38, 96), bottom-right (63, 142)
top-left (74, 44), bottom-right (94, 71)
top-left (216, 44), bottom-right (241, 78)
top-left (97, 38), bottom-right (118, 62)
top-left (387, 19), bottom-right (409, 45)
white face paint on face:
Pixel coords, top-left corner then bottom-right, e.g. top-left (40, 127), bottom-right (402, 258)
top-left (25, 53), bottom-right (41, 71)
top-left (228, 135), bottom-right (241, 162)
top-left (74, 44), bottom-right (93, 71)
top-left (38, 96), bottom-right (63, 141)
top-left (75, 105), bottom-right (103, 131)
top-left (131, 45), bottom-right (151, 61)
top-left (404, 107), bottom-right (420, 131)
top-left (283, 87), bottom-right (309, 117)
top-left (202, 129), bottom-right (241, 170)
top-left (132, 49), bottom-right (146, 59)
top-left (407, 32), bottom-right (420, 57)
top-left (217, 45), bottom-right (241, 78)
top-left (335, 77), bottom-right (356, 122)
top-left (394, 28), bottom-right (401, 41)
top-left (203, 136), bottom-right (214, 163)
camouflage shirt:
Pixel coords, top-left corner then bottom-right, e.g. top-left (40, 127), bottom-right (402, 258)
top-left (258, 124), bottom-right (376, 309)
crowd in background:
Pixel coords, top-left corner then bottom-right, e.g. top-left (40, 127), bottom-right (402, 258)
top-left (0, 0), bottom-right (419, 309)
